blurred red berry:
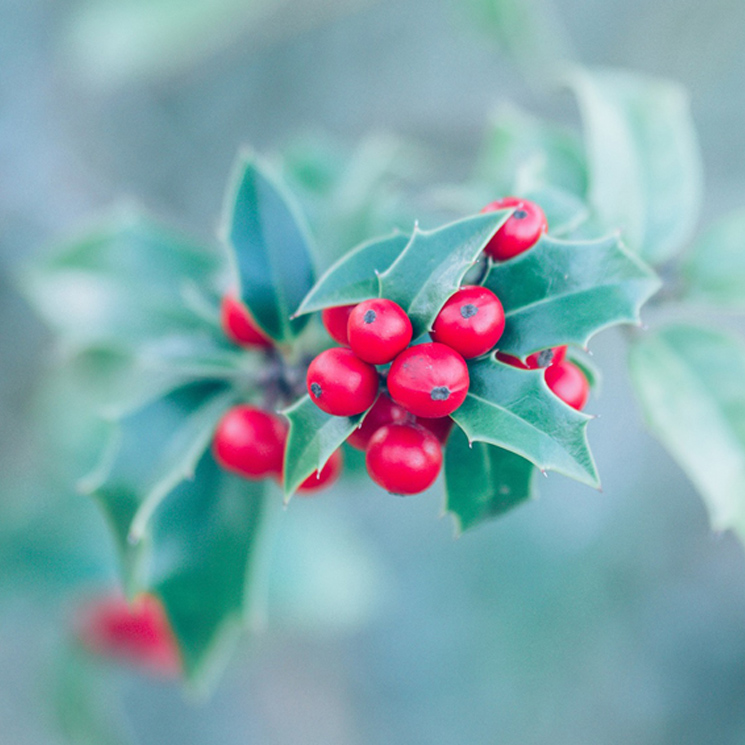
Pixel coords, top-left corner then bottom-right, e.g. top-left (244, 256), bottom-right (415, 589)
top-left (221, 295), bottom-right (272, 348)
top-left (297, 449), bottom-right (344, 494)
top-left (322, 305), bottom-right (355, 346)
top-left (347, 393), bottom-right (412, 450)
top-left (76, 594), bottom-right (180, 677)
top-left (213, 405), bottom-right (287, 479)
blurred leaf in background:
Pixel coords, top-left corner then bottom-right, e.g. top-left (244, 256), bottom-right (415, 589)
top-left (60, 0), bottom-right (378, 88)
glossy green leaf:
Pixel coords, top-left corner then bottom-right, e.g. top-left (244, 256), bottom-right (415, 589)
top-left (81, 382), bottom-right (234, 594)
top-left (475, 102), bottom-right (587, 197)
top-left (629, 324), bottom-right (745, 539)
top-left (378, 211), bottom-right (513, 338)
top-left (681, 208), bottom-right (745, 309)
top-left (21, 210), bottom-right (223, 349)
top-left (451, 356), bottom-right (599, 487)
top-left (444, 426), bottom-right (535, 532)
top-left (568, 67), bottom-right (703, 265)
top-left (150, 451), bottom-right (267, 687)
top-left (294, 232), bottom-right (409, 315)
top-left (222, 154), bottom-right (315, 342)
top-left (281, 394), bottom-right (369, 498)
top-left (485, 234), bottom-right (660, 358)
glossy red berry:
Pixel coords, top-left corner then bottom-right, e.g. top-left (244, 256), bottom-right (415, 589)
top-left (496, 345), bottom-right (568, 370)
top-left (415, 416), bottom-right (454, 443)
top-left (307, 347), bottom-right (379, 416)
top-left (347, 298), bottom-right (413, 365)
top-left (322, 305), bottom-right (355, 346)
top-left (387, 342), bottom-right (469, 418)
top-left (366, 424), bottom-right (443, 495)
top-left (430, 285), bottom-right (505, 359)
top-left (481, 197), bottom-right (547, 260)
top-left (347, 393), bottom-right (412, 450)
top-left (213, 405), bottom-right (286, 479)
top-left (76, 594), bottom-right (181, 677)
top-left (545, 360), bottom-right (590, 411)
top-left (221, 295), bottom-right (272, 348)
top-left (297, 449), bottom-right (344, 494)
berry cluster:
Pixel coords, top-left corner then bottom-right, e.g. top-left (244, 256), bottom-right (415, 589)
top-left (212, 197), bottom-right (590, 497)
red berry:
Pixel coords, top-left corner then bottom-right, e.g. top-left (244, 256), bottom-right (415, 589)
top-left (221, 295), bottom-right (272, 348)
top-left (545, 360), bottom-right (589, 411)
top-left (366, 423), bottom-right (443, 495)
top-left (297, 449), bottom-right (344, 494)
top-left (387, 342), bottom-right (469, 418)
top-left (347, 393), bottom-right (412, 450)
top-left (322, 305), bottom-right (355, 346)
top-left (430, 285), bottom-right (505, 359)
top-left (347, 299), bottom-right (413, 365)
top-left (213, 405), bottom-right (286, 479)
top-left (415, 416), bottom-right (454, 443)
top-left (496, 345), bottom-right (568, 370)
top-left (481, 197), bottom-right (547, 260)
top-left (76, 594), bottom-right (181, 677)
top-left (307, 347), bottom-right (379, 416)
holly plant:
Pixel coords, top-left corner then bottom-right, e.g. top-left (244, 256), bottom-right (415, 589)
top-left (21, 65), bottom-right (742, 690)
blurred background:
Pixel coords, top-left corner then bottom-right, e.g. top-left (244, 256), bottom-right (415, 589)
top-left (3, 0), bottom-right (745, 743)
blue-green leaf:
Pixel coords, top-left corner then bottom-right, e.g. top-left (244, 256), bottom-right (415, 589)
top-left (485, 234), bottom-right (660, 358)
top-left (629, 324), bottom-right (745, 541)
top-left (281, 394), bottom-right (368, 498)
top-left (222, 153), bottom-right (315, 342)
top-left (378, 211), bottom-right (513, 338)
top-left (567, 67), bottom-right (703, 265)
top-left (294, 232), bottom-right (409, 315)
top-left (150, 451), bottom-right (267, 688)
top-left (681, 208), bottom-right (745, 310)
top-left (451, 356), bottom-right (599, 488)
top-left (444, 426), bottom-right (535, 532)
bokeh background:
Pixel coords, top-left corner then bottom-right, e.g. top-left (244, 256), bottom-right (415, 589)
top-left (2, 0), bottom-right (745, 743)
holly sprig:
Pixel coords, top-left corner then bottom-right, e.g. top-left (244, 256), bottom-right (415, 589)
top-left (28, 64), bottom-right (741, 691)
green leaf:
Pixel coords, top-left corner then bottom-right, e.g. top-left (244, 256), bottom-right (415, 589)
top-left (281, 394), bottom-right (368, 498)
top-left (475, 102), bottom-right (587, 197)
top-left (150, 451), bottom-right (267, 687)
top-left (378, 211), bottom-right (513, 338)
top-left (485, 234), bottom-right (660, 358)
top-left (21, 210), bottom-right (222, 350)
top-left (681, 208), bottom-right (745, 310)
top-left (451, 356), bottom-right (599, 487)
top-left (67, 338), bottom-right (256, 419)
top-left (444, 426), bottom-right (535, 532)
top-left (294, 232), bottom-right (409, 315)
top-left (81, 382), bottom-right (235, 594)
top-left (567, 67), bottom-right (703, 265)
top-left (628, 324), bottom-right (745, 539)
top-left (222, 153), bottom-right (315, 343)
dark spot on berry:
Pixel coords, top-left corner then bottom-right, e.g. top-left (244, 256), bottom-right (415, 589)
top-left (430, 386), bottom-right (451, 401)
top-left (310, 382), bottom-right (322, 398)
top-left (363, 309), bottom-right (377, 324)
top-left (513, 209), bottom-right (528, 220)
top-left (537, 349), bottom-right (554, 367)
top-left (460, 303), bottom-right (478, 319)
